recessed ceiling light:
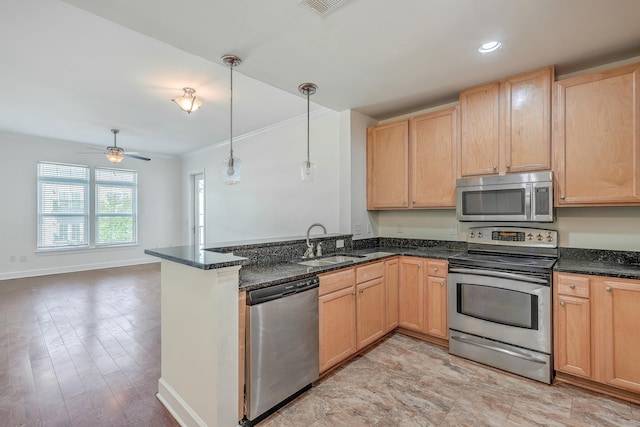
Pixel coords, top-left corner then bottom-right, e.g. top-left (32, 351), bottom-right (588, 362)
top-left (478, 41), bottom-right (503, 54)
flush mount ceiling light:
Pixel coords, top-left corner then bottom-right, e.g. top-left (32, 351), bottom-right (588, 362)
top-left (106, 129), bottom-right (125, 163)
top-left (478, 41), bottom-right (503, 54)
top-left (299, 0), bottom-right (351, 16)
top-left (221, 55), bottom-right (242, 185)
top-left (172, 87), bottom-right (202, 114)
top-left (299, 82), bottom-right (318, 182)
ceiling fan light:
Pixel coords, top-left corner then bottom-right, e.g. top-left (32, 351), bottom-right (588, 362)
top-left (172, 87), bottom-right (202, 113)
top-left (106, 146), bottom-right (125, 163)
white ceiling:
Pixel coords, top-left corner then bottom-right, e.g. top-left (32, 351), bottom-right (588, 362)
top-left (2, 0), bottom-right (640, 157)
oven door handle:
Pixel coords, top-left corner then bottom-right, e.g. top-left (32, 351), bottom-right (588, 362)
top-left (448, 268), bottom-right (548, 285)
top-left (450, 335), bottom-right (547, 364)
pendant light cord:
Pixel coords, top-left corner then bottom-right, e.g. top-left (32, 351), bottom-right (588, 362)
top-left (306, 88), bottom-right (310, 166)
top-left (229, 62), bottom-right (234, 160)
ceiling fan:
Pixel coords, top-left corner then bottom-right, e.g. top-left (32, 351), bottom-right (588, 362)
top-left (79, 129), bottom-right (151, 163)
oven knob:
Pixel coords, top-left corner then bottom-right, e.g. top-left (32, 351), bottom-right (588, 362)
top-left (477, 232), bottom-right (483, 238)
top-left (546, 235), bottom-right (553, 242)
top-left (469, 231), bottom-right (475, 238)
top-left (536, 234), bottom-right (543, 241)
top-left (527, 233), bottom-right (533, 240)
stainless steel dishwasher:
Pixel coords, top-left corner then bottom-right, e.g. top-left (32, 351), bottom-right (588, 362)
top-left (244, 276), bottom-right (319, 425)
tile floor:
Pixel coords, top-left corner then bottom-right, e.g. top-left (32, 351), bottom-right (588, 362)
top-left (2, 264), bottom-right (640, 427)
top-left (261, 334), bottom-right (640, 427)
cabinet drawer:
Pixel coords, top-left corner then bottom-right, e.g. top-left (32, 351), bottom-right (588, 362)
top-left (557, 274), bottom-right (590, 298)
top-left (427, 260), bottom-right (448, 278)
top-left (356, 262), bottom-right (384, 283)
top-left (319, 268), bottom-right (355, 296)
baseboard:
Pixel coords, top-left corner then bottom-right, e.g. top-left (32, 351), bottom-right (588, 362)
top-left (157, 378), bottom-right (207, 427)
top-left (0, 258), bottom-right (158, 281)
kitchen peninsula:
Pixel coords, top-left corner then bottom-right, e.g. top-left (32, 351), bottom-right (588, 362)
top-left (144, 245), bottom-right (247, 427)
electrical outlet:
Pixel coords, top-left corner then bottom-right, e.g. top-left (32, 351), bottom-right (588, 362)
top-left (19, 256), bottom-right (27, 262)
top-left (397, 223), bottom-right (404, 233)
top-left (9, 255), bottom-right (16, 262)
top-left (354, 223), bottom-right (362, 235)
top-left (450, 224), bottom-right (458, 236)
top-left (367, 223), bottom-right (372, 234)
top-left (336, 239), bottom-right (344, 249)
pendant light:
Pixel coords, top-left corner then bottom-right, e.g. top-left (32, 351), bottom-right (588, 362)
top-left (221, 55), bottom-right (242, 185)
top-left (299, 82), bottom-right (318, 182)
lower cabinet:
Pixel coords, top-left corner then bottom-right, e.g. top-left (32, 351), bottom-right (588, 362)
top-left (554, 272), bottom-right (640, 398)
top-left (319, 261), bottom-right (386, 373)
top-left (398, 257), bottom-right (448, 341)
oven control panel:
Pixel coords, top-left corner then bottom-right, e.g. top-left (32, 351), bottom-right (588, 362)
top-left (466, 226), bottom-right (557, 248)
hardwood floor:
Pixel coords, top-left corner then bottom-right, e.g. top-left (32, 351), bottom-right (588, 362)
top-left (0, 263), bottom-right (178, 427)
top-left (3, 264), bottom-right (640, 427)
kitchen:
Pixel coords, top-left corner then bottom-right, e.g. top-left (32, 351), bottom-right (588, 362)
top-left (2, 0), bottom-right (640, 426)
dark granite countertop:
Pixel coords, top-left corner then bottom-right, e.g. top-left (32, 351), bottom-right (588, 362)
top-left (554, 258), bottom-right (640, 280)
top-left (144, 246), bottom-right (247, 270)
top-left (239, 246), bottom-right (463, 292)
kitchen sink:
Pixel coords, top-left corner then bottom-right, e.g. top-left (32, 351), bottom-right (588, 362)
top-left (297, 255), bottom-right (364, 267)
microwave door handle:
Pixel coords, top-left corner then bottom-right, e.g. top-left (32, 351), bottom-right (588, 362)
top-left (448, 268), bottom-right (549, 285)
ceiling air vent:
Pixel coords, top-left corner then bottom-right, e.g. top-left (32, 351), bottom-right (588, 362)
top-left (299, 0), bottom-right (350, 16)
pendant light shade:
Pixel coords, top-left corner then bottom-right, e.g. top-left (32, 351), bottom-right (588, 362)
top-left (172, 87), bottom-right (202, 114)
top-left (299, 83), bottom-right (317, 182)
top-left (221, 55), bottom-right (242, 185)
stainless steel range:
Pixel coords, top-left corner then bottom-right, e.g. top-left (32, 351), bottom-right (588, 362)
top-left (447, 226), bottom-right (558, 383)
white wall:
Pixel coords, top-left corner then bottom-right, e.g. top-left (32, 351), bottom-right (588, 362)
top-left (181, 109), bottom-right (343, 244)
top-left (348, 110), bottom-right (378, 240)
top-left (0, 131), bottom-right (182, 280)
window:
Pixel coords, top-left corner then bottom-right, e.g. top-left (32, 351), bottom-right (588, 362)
top-left (95, 167), bottom-right (137, 246)
top-left (37, 162), bottom-right (90, 249)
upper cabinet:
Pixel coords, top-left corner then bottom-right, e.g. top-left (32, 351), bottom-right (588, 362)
top-left (459, 66), bottom-right (554, 177)
top-left (367, 107), bottom-right (457, 210)
top-left (553, 62), bottom-right (640, 206)
top-left (367, 120), bottom-right (409, 209)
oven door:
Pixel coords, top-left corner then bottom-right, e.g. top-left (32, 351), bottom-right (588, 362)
top-left (447, 268), bottom-right (551, 354)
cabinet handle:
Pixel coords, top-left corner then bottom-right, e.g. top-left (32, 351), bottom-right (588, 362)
top-left (560, 301), bottom-right (565, 307)
top-left (569, 284), bottom-right (576, 289)
top-left (434, 267), bottom-right (438, 272)
top-left (605, 286), bottom-right (612, 293)
top-left (492, 165), bottom-right (497, 171)
top-left (359, 289), bottom-right (364, 294)
top-left (417, 264), bottom-right (422, 268)
top-left (439, 281), bottom-right (445, 287)
top-left (351, 292), bottom-right (356, 296)
top-left (560, 195), bottom-right (566, 200)
top-left (412, 201), bottom-right (416, 204)
top-left (506, 164), bottom-right (511, 169)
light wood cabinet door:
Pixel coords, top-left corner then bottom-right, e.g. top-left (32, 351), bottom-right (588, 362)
top-left (356, 277), bottom-right (385, 349)
top-left (502, 66), bottom-right (553, 173)
top-left (409, 107), bottom-right (457, 207)
top-left (367, 120), bottom-right (409, 209)
top-left (384, 258), bottom-right (399, 332)
top-left (319, 286), bottom-right (357, 373)
top-left (398, 257), bottom-right (425, 332)
top-left (555, 294), bottom-right (592, 378)
top-left (425, 275), bottom-right (447, 339)
top-left (594, 277), bottom-right (640, 393)
top-left (459, 81), bottom-right (501, 177)
top-left (554, 62), bottom-right (640, 206)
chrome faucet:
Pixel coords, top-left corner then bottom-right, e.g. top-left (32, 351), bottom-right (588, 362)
top-left (303, 223), bottom-right (327, 258)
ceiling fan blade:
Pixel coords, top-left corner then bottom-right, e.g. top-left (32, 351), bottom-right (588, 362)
top-left (125, 153), bottom-right (151, 161)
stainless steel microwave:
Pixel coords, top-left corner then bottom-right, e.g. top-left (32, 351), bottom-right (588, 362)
top-left (456, 172), bottom-right (554, 222)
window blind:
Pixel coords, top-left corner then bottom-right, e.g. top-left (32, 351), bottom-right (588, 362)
top-left (95, 167), bottom-right (137, 246)
top-left (37, 162), bottom-right (90, 249)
